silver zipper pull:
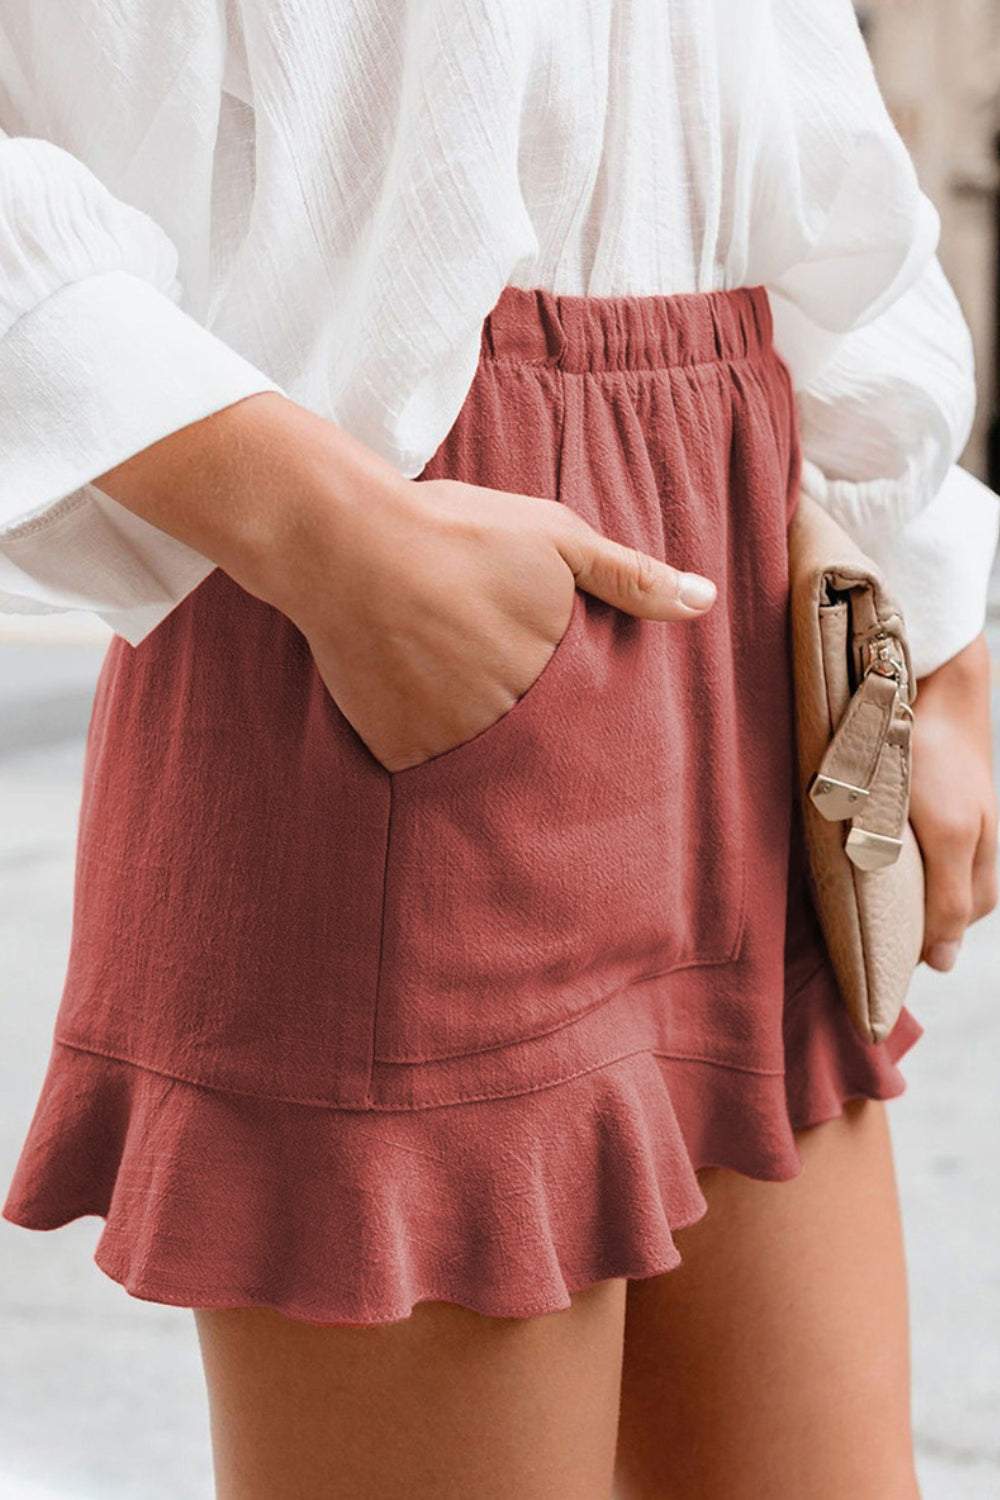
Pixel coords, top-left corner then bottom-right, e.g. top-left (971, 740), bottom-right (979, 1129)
top-left (862, 629), bottom-right (908, 695)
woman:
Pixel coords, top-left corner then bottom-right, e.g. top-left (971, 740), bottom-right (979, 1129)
top-left (1, 1), bottom-right (997, 1495)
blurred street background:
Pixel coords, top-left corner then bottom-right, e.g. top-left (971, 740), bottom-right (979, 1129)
top-left (859, 0), bottom-right (1000, 488)
top-left (2, 3), bottom-right (1000, 1496)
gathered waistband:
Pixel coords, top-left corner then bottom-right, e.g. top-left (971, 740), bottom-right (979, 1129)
top-left (480, 284), bottom-right (774, 374)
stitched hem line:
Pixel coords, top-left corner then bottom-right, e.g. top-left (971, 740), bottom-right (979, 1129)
top-left (50, 1033), bottom-right (788, 1115)
top-left (373, 865), bottom-right (750, 1068)
top-left (374, 933), bottom-right (747, 1067)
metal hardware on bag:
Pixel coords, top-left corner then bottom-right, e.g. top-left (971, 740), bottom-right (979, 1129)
top-left (861, 629), bottom-right (908, 695)
top-left (845, 826), bottom-right (904, 871)
top-left (808, 772), bottom-right (870, 820)
top-left (808, 623), bottom-right (910, 871)
top-left (842, 632), bottom-right (910, 870)
top-left (864, 635), bottom-right (900, 679)
top-left (808, 666), bottom-right (899, 822)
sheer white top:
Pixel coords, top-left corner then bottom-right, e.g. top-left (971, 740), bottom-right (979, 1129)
top-left (0, 0), bottom-right (995, 675)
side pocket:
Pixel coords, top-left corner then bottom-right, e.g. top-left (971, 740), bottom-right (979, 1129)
top-left (389, 585), bottom-right (585, 781)
top-left (371, 590), bottom-right (750, 1067)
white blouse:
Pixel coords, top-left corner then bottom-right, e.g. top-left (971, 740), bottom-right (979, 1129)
top-left (0, 0), bottom-right (996, 677)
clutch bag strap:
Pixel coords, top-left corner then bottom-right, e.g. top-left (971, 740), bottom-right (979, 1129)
top-left (808, 616), bottom-right (916, 871)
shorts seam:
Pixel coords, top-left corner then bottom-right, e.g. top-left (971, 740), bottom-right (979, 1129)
top-left (650, 1048), bottom-right (783, 1075)
top-left (49, 1033), bottom-right (787, 1114)
top-left (374, 849), bottom-right (750, 1068)
top-left (373, 937), bottom-right (746, 1066)
top-left (364, 777), bottom-right (396, 1104)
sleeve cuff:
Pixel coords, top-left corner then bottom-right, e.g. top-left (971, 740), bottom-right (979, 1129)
top-left (0, 267), bottom-right (283, 644)
top-left (0, 484), bottom-right (222, 646)
top-left (0, 267), bottom-right (282, 528)
top-left (856, 465), bottom-right (1000, 679)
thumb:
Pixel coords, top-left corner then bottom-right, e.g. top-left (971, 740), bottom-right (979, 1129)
top-left (556, 520), bottom-right (717, 620)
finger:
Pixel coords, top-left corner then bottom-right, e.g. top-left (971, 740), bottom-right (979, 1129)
top-left (919, 815), bottom-right (978, 970)
top-left (970, 799), bottom-right (1000, 924)
top-left (554, 515), bottom-right (716, 620)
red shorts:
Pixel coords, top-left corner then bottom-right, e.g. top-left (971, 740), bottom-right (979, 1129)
top-left (3, 284), bottom-right (923, 1323)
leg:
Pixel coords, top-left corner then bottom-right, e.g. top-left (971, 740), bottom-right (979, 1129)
top-left (194, 1278), bottom-right (626, 1500)
top-left (615, 1098), bottom-right (920, 1500)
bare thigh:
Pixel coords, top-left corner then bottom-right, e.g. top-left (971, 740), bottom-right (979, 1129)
top-left (614, 1097), bottom-right (920, 1500)
top-left (194, 1279), bottom-right (626, 1500)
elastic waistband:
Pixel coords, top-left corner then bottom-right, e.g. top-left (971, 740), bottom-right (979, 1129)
top-left (480, 284), bottom-right (773, 374)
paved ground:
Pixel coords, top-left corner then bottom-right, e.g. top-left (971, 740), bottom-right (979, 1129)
top-left (0, 605), bottom-right (998, 1499)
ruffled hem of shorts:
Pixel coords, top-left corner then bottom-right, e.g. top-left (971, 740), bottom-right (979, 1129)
top-left (2, 967), bottom-right (924, 1326)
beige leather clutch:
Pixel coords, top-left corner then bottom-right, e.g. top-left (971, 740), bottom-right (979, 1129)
top-left (788, 494), bottom-right (925, 1044)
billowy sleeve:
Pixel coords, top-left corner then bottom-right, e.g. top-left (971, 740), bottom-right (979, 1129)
top-left (0, 134), bottom-right (281, 644)
top-left (773, 255), bottom-right (996, 678)
top-left (766, 0), bottom-right (999, 678)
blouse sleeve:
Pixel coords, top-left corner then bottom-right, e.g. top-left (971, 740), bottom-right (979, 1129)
top-left (771, 251), bottom-right (998, 678)
top-left (765, 0), bottom-right (999, 679)
top-left (0, 133), bottom-right (282, 644)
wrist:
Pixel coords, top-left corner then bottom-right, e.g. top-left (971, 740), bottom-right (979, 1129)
top-left (916, 631), bottom-right (990, 694)
top-left (234, 401), bottom-right (418, 621)
top-left (95, 391), bottom-right (415, 618)
top-left (914, 630), bottom-right (993, 754)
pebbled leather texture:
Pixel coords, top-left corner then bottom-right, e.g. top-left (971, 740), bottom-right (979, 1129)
top-left (788, 494), bottom-right (925, 1044)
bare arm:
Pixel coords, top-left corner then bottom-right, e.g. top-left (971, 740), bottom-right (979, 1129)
top-left (95, 392), bottom-right (718, 770)
top-left (911, 633), bottom-right (998, 970)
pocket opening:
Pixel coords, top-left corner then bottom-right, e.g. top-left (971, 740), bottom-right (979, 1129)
top-left (389, 586), bottom-right (585, 781)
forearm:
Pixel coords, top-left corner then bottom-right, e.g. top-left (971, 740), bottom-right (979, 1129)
top-left (914, 630), bottom-right (994, 756)
top-left (93, 391), bottom-right (412, 619)
top-left (911, 628), bottom-right (998, 969)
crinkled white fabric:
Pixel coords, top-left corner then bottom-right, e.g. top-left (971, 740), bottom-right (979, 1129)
top-left (0, 0), bottom-right (995, 670)
top-left (858, 465), bottom-right (1000, 680)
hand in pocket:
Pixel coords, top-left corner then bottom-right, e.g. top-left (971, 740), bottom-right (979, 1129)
top-left (292, 475), bottom-right (718, 773)
top-left (92, 392), bottom-right (717, 774)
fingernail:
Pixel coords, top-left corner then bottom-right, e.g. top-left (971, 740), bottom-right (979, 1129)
top-left (678, 572), bottom-right (717, 610)
top-left (926, 940), bottom-right (961, 971)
